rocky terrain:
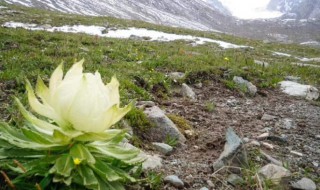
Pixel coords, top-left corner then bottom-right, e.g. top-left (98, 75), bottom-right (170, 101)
top-left (2, 0), bottom-right (320, 43)
top-left (132, 75), bottom-right (320, 189)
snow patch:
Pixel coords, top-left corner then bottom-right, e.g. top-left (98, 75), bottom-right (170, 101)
top-left (0, 6), bottom-right (7, 9)
top-left (279, 81), bottom-right (319, 100)
top-left (1, 21), bottom-right (247, 49)
top-left (272, 51), bottom-right (291, 57)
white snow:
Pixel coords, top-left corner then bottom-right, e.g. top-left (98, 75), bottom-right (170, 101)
top-left (272, 51), bottom-right (291, 57)
top-left (218, 0), bottom-right (283, 19)
top-left (1, 21), bottom-right (247, 49)
top-left (0, 6), bottom-right (7, 9)
top-left (279, 81), bottom-right (319, 100)
top-left (291, 62), bottom-right (320, 68)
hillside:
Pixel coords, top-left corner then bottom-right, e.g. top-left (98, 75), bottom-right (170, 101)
top-left (3, 0), bottom-right (320, 44)
top-left (0, 3), bottom-right (319, 190)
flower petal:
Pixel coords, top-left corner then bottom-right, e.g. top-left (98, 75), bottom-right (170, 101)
top-left (36, 76), bottom-right (51, 104)
top-left (105, 76), bottom-right (120, 106)
top-left (64, 59), bottom-right (84, 80)
top-left (49, 63), bottom-right (63, 94)
top-left (26, 80), bottom-right (66, 127)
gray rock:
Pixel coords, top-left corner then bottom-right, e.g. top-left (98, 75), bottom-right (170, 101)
top-left (315, 135), bottom-right (320, 140)
top-left (285, 76), bottom-right (301, 82)
top-left (233, 76), bottom-right (257, 96)
top-left (242, 137), bottom-right (250, 143)
top-left (194, 82), bottom-right (203, 88)
top-left (276, 118), bottom-right (296, 130)
top-left (136, 101), bottom-right (155, 108)
top-left (181, 83), bottom-right (196, 100)
top-left (152, 142), bottom-right (173, 155)
top-left (164, 175), bottom-right (184, 188)
top-left (291, 177), bottom-right (316, 190)
top-left (212, 128), bottom-right (242, 171)
top-left (258, 164), bottom-right (291, 181)
top-left (279, 81), bottom-right (319, 100)
top-left (141, 153), bottom-right (162, 170)
top-left (168, 72), bottom-right (185, 80)
top-left (261, 113), bottom-right (277, 121)
top-left (144, 106), bottom-right (186, 143)
top-left (227, 174), bottom-right (244, 186)
top-left (254, 60), bottom-right (269, 67)
top-left (129, 35), bottom-right (145, 40)
top-left (199, 187), bottom-right (209, 190)
top-left (123, 143), bottom-right (162, 170)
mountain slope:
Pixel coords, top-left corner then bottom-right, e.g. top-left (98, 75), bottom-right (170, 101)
top-left (3, 0), bottom-right (234, 31)
top-left (267, 0), bottom-right (320, 19)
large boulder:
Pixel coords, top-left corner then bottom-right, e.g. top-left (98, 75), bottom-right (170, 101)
top-left (144, 106), bottom-right (186, 143)
top-left (279, 81), bottom-right (319, 100)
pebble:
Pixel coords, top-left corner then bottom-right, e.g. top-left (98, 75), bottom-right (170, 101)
top-left (315, 135), bottom-right (320, 140)
top-left (261, 142), bottom-right (274, 149)
top-left (152, 142), bottom-right (173, 155)
top-left (257, 132), bottom-right (269, 140)
top-left (290, 150), bottom-right (303, 157)
top-left (199, 187), bottom-right (209, 190)
top-left (164, 175), bottom-right (184, 188)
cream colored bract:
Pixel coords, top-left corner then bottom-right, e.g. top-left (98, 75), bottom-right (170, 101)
top-left (26, 59), bottom-right (131, 133)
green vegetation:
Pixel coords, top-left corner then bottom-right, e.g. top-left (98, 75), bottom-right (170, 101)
top-left (0, 2), bottom-right (320, 189)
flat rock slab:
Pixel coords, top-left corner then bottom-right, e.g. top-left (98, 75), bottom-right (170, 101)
top-left (144, 106), bottom-right (186, 143)
top-left (152, 142), bottom-right (173, 155)
top-left (164, 175), bottom-right (184, 188)
top-left (259, 164), bottom-right (291, 181)
top-left (279, 81), bottom-right (319, 100)
top-left (291, 177), bottom-right (317, 190)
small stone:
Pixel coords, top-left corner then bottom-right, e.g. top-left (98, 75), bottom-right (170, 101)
top-left (249, 140), bottom-right (261, 147)
top-left (152, 142), bottom-right (173, 155)
top-left (290, 150), bottom-right (303, 157)
top-left (243, 137), bottom-right (250, 143)
top-left (181, 83), bottom-right (196, 100)
top-left (233, 76), bottom-right (257, 96)
top-left (168, 72), bottom-right (185, 80)
top-left (261, 113), bottom-right (277, 121)
top-left (194, 82), bottom-right (203, 88)
top-left (315, 135), bottom-right (320, 140)
top-left (141, 154), bottom-right (162, 170)
top-left (257, 132), bottom-right (269, 140)
top-left (227, 174), bottom-right (244, 186)
top-left (136, 101), bottom-right (155, 107)
top-left (164, 175), bottom-right (184, 188)
top-left (212, 128), bottom-right (242, 171)
top-left (261, 142), bottom-right (274, 149)
top-left (276, 118), bottom-right (296, 130)
top-left (184, 130), bottom-right (195, 138)
top-left (291, 177), bottom-right (316, 190)
top-left (206, 180), bottom-right (215, 188)
top-left (254, 60), bottom-right (269, 67)
top-left (199, 187), bottom-right (209, 190)
top-left (259, 164), bottom-right (291, 181)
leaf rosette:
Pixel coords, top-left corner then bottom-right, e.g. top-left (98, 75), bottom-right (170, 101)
top-left (0, 60), bottom-right (141, 189)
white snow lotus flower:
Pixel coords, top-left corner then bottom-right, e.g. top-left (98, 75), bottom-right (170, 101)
top-left (16, 59), bottom-right (132, 139)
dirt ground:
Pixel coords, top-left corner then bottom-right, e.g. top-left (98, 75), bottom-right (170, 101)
top-left (152, 80), bottom-right (320, 189)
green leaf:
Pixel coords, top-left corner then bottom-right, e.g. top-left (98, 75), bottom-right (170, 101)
top-left (90, 160), bottom-right (122, 182)
top-left (74, 129), bottom-right (124, 142)
top-left (0, 148), bottom-right (45, 159)
top-left (70, 143), bottom-right (96, 164)
top-left (53, 129), bottom-right (71, 144)
top-left (50, 154), bottom-right (75, 177)
top-left (88, 144), bottom-right (140, 161)
top-left (21, 127), bottom-right (54, 144)
top-left (77, 165), bottom-right (99, 187)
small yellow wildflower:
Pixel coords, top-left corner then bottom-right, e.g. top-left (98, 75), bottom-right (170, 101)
top-left (73, 158), bottom-right (81, 165)
top-left (224, 57), bottom-right (229, 61)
